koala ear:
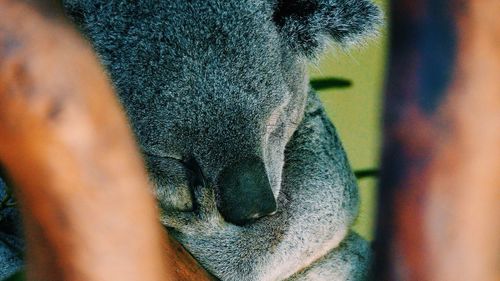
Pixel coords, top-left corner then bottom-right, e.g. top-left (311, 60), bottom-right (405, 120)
top-left (273, 0), bottom-right (383, 57)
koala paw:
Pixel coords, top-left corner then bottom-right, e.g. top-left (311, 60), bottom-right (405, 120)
top-left (160, 183), bottom-right (227, 235)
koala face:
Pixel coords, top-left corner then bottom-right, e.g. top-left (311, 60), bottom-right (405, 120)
top-left (64, 0), bottom-right (381, 225)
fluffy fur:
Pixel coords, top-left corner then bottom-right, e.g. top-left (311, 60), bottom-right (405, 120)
top-left (287, 232), bottom-right (373, 281)
top-left (0, 0), bottom-right (381, 280)
top-left (0, 179), bottom-right (23, 280)
top-left (160, 91), bottom-right (368, 280)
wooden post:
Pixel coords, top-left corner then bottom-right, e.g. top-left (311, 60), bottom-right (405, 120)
top-left (0, 1), bottom-right (214, 280)
top-left (375, 1), bottom-right (500, 280)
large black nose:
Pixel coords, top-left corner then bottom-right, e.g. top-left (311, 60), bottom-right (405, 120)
top-left (217, 158), bottom-right (277, 225)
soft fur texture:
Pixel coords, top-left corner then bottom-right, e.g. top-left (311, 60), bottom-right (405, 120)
top-left (287, 232), bottom-right (372, 281)
top-left (161, 91), bottom-right (370, 280)
top-left (0, 179), bottom-right (23, 280)
top-left (0, 0), bottom-right (381, 280)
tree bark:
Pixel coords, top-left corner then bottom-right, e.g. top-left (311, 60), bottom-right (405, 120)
top-left (375, 1), bottom-right (500, 280)
top-left (0, 1), bottom-right (214, 280)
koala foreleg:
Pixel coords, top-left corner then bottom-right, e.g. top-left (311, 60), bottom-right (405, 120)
top-left (286, 232), bottom-right (372, 281)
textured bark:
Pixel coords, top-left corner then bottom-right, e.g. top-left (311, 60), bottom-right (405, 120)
top-left (376, 1), bottom-right (500, 280)
top-left (0, 1), bottom-right (214, 280)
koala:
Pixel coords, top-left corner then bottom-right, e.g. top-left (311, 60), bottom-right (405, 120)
top-left (0, 0), bottom-right (381, 280)
top-left (0, 178), bottom-right (23, 280)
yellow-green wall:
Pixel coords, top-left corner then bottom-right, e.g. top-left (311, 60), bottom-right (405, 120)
top-left (308, 0), bottom-right (388, 240)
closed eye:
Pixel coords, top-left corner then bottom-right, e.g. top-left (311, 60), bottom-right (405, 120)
top-left (142, 151), bottom-right (201, 212)
top-left (141, 147), bottom-right (184, 163)
top-left (142, 150), bottom-right (205, 187)
top-left (143, 151), bottom-right (206, 212)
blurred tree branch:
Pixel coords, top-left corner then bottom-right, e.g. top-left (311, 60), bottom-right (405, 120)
top-left (0, 1), bottom-right (214, 280)
top-left (376, 1), bottom-right (500, 280)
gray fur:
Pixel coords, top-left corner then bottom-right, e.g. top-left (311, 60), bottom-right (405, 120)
top-left (0, 179), bottom-right (23, 280)
top-left (162, 91), bottom-right (364, 280)
top-left (274, 0), bottom-right (382, 57)
top-left (287, 232), bottom-right (373, 281)
top-left (0, 0), bottom-right (381, 280)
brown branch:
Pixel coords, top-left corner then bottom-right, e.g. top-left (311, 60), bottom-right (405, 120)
top-left (375, 0), bottom-right (500, 280)
top-left (0, 1), bottom-right (214, 280)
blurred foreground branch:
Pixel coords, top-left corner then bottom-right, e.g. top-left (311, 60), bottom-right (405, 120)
top-left (376, 1), bottom-right (500, 280)
top-left (0, 1), bottom-right (213, 280)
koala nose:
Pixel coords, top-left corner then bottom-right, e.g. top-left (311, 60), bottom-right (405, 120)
top-left (217, 158), bottom-right (277, 226)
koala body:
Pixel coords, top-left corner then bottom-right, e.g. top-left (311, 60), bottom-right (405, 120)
top-left (0, 179), bottom-right (23, 280)
top-left (0, 0), bottom-right (381, 280)
top-left (160, 91), bottom-right (372, 280)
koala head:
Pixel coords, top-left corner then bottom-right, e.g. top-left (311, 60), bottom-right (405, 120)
top-left (63, 0), bottom-right (381, 225)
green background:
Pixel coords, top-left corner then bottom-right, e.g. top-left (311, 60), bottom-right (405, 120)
top-left (308, 0), bottom-right (388, 241)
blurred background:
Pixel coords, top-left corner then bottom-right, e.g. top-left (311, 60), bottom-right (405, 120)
top-left (308, 0), bottom-right (388, 241)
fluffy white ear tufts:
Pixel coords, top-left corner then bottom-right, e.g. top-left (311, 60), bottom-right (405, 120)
top-left (273, 0), bottom-right (383, 57)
